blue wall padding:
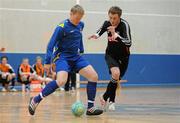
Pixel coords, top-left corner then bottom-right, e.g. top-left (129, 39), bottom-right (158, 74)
top-left (0, 53), bottom-right (179, 86)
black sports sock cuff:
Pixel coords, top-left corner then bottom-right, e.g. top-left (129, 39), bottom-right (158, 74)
top-left (111, 78), bottom-right (118, 83)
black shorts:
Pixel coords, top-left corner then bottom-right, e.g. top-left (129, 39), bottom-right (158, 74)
top-left (105, 54), bottom-right (129, 78)
top-left (21, 80), bottom-right (30, 85)
top-left (18, 76), bottom-right (31, 85)
top-left (20, 76), bottom-right (31, 85)
top-left (0, 75), bottom-right (10, 84)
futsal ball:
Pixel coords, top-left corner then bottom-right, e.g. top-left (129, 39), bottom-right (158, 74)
top-left (71, 101), bottom-right (85, 117)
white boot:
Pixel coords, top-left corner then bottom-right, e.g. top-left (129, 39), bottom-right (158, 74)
top-left (108, 102), bottom-right (115, 111)
top-left (1, 87), bottom-right (7, 92)
top-left (99, 94), bottom-right (108, 111)
top-left (11, 88), bottom-right (17, 92)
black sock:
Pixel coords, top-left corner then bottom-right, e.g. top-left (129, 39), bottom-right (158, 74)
top-left (65, 76), bottom-right (70, 91)
top-left (10, 78), bottom-right (16, 89)
top-left (103, 78), bottom-right (117, 101)
top-left (109, 82), bottom-right (118, 102)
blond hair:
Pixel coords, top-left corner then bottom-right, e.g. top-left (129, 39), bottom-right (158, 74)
top-left (22, 58), bottom-right (29, 61)
top-left (70, 4), bottom-right (84, 15)
top-left (36, 56), bottom-right (42, 62)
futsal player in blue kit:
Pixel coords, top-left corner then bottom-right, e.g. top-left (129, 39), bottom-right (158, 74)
top-left (28, 5), bottom-right (103, 116)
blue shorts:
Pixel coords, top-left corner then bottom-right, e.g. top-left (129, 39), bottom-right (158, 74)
top-left (55, 55), bottom-right (90, 73)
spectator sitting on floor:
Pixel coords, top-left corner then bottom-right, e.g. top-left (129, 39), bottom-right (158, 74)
top-left (32, 56), bottom-right (52, 85)
top-left (0, 56), bottom-right (16, 92)
top-left (18, 58), bottom-right (36, 92)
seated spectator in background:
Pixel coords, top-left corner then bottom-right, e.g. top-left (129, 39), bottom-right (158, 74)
top-left (45, 63), bottom-right (56, 81)
top-left (33, 56), bottom-right (44, 78)
top-left (0, 56), bottom-right (16, 92)
top-left (18, 58), bottom-right (36, 92)
top-left (32, 56), bottom-right (52, 85)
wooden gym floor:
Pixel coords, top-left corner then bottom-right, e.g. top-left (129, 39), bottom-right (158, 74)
top-left (0, 87), bottom-right (180, 123)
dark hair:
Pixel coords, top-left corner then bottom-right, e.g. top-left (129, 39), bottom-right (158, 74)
top-left (1, 56), bottom-right (8, 61)
top-left (108, 6), bottom-right (122, 17)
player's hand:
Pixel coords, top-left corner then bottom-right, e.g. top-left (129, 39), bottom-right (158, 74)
top-left (108, 32), bottom-right (118, 42)
top-left (107, 26), bottom-right (116, 35)
top-left (88, 34), bottom-right (98, 40)
top-left (108, 36), bottom-right (118, 42)
top-left (44, 64), bottom-right (51, 72)
top-left (107, 26), bottom-right (118, 42)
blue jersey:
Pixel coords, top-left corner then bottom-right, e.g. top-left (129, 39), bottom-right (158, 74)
top-left (45, 19), bottom-right (84, 64)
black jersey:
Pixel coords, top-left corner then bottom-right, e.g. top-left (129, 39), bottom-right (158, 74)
top-left (96, 18), bottom-right (132, 59)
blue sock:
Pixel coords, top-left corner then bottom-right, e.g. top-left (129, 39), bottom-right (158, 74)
top-left (87, 81), bottom-right (97, 109)
top-left (34, 80), bottom-right (59, 103)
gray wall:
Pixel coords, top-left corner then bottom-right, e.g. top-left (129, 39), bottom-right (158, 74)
top-left (0, 0), bottom-right (180, 54)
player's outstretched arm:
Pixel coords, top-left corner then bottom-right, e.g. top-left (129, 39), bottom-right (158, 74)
top-left (88, 21), bottom-right (109, 40)
top-left (88, 34), bottom-right (99, 40)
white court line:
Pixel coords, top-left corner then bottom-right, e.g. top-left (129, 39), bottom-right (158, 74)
top-left (0, 7), bottom-right (180, 18)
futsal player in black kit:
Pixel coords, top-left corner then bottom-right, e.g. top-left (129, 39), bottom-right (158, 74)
top-left (89, 6), bottom-right (132, 111)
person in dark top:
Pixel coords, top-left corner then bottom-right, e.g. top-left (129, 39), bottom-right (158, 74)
top-left (89, 6), bottom-right (132, 110)
top-left (64, 71), bottom-right (76, 92)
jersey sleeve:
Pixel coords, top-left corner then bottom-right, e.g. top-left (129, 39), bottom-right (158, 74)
top-left (19, 66), bottom-right (23, 75)
top-left (45, 25), bottom-right (64, 64)
top-left (32, 64), bottom-right (37, 72)
top-left (7, 64), bottom-right (15, 74)
top-left (118, 20), bottom-right (132, 47)
top-left (30, 66), bottom-right (35, 74)
top-left (79, 37), bottom-right (84, 53)
top-left (96, 21), bottom-right (111, 37)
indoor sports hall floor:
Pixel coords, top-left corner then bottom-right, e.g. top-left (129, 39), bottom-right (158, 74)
top-left (0, 87), bottom-right (180, 123)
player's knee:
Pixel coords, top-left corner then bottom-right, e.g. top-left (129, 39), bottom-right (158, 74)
top-left (92, 73), bottom-right (98, 81)
top-left (7, 75), bottom-right (12, 81)
top-left (56, 78), bottom-right (67, 87)
top-left (56, 80), bottom-right (66, 87)
top-left (88, 72), bottom-right (98, 82)
top-left (56, 71), bottom-right (68, 86)
top-left (112, 70), bottom-right (120, 80)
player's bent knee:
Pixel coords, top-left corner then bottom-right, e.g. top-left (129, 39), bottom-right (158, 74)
top-left (89, 73), bottom-right (98, 82)
top-left (112, 70), bottom-right (120, 80)
top-left (56, 79), bottom-right (66, 87)
top-left (56, 76), bottom-right (67, 86)
top-left (7, 75), bottom-right (12, 81)
top-left (56, 71), bottom-right (68, 86)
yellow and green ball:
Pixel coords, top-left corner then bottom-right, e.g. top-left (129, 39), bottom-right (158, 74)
top-left (71, 101), bottom-right (85, 117)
